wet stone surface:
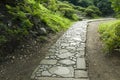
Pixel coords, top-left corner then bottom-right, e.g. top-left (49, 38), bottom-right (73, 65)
top-left (31, 21), bottom-right (89, 80)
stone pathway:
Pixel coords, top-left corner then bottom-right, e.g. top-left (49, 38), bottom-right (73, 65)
top-left (31, 21), bottom-right (89, 80)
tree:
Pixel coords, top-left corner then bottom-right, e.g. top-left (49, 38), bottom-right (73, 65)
top-left (59, 0), bottom-right (93, 7)
top-left (94, 0), bottom-right (114, 15)
top-left (110, 0), bottom-right (120, 17)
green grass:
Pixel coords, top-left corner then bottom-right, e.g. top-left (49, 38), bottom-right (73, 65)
top-left (98, 19), bottom-right (120, 52)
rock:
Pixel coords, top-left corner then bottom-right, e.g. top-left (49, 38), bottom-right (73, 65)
top-left (41, 71), bottom-right (52, 76)
top-left (67, 46), bottom-right (76, 49)
top-left (75, 70), bottom-right (88, 78)
top-left (58, 49), bottom-right (68, 54)
top-left (40, 27), bottom-right (47, 35)
top-left (72, 37), bottom-right (82, 41)
top-left (49, 66), bottom-right (74, 77)
top-left (76, 58), bottom-right (86, 70)
top-left (59, 59), bottom-right (75, 65)
top-left (57, 52), bottom-right (74, 59)
top-left (75, 50), bottom-right (85, 58)
top-left (61, 43), bottom-right (69, 47)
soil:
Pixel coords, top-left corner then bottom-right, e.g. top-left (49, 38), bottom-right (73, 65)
top-left (86, 21), bottom-right (120, 80)
top-left (0, 31), bottom-right (65, 80)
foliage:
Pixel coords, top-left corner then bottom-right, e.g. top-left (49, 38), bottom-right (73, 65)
top-left (84, 6), bottom-right (101, 18)
top-left (74, 6), bottom-right (85, 12)
top-left (60, 0), bottom-right (114, 16)
top-left (110, 0), bottom-right (120, 18)
top-left (60, 0), bottom-right (93, 7)
top-left (98, 20), bottom-right (120, 52)
top-left (75, 0), bottom-right (93, 7)
top-left (0, 0), bottom-right (76, 58)
top-left (56, 1), bottom-right (79, 20)
top-left (94, 0), bottom-right (114, 15)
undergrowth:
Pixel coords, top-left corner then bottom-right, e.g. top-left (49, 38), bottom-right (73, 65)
top-left (98, 20), bottom-right (120, 53)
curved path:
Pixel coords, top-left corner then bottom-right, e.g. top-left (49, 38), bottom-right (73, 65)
top-left (31, 18), bottom-right (114, 80)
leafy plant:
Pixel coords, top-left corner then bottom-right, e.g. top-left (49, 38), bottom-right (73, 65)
top-left (85, 6), bottom-right (101, 18)
top-left (98, 20), bottom-right (120, 52)
top-left (111, 0), bottom-right (120, 18)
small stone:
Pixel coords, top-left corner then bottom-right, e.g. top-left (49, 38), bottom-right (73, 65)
top-left (40, 27), bottom-right (47, 34)
top-left (59, 59), bottom-right (75, 65)
top-left (73, 65), bottom-right (76, 68)
top-left (52, 74), bottom-right (57, 77)
top-left (45, 56), bottom-right (50, 59)
top-left (61, 46), bottom-right (66, 49)
top-left (38, 69), bottom-right (44, 72)
top-left (58, 49), bottom-right (68, 54)
top-left (75, 50), bottom-right (85, 58)
top-left (39, 65), bottom-right (44, 69)
top-left (66, 47), bottom-right (76, 50)
top-left (50, 56), bottom-right (56, 59)
top-left (72, 58), bottom-right (76, 61)
top-left (56, 63), bottom-right (61, 66)
top-left (12, 56), bottom-right (15, 59)
top-left (70, 57), bottom-right (73, 60)
top-left (72, 37), bottom-right (82, 41)
top-left (56, 57), bottom-right (60, 60)
top-left (70, 43), bottom-right (79, 46)
top-left (61, 43), bottom-right (69, 47)
top-left (41, 71), bottom-right (52, 76)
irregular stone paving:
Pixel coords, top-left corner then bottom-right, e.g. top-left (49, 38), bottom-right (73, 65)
top-left (31, 21), bottom-right (89, 80)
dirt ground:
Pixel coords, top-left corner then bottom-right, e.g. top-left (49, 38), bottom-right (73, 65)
top-left (0, 31), bottom-right (64, 80)
top-left (86, 21), bottom-right (120, 80)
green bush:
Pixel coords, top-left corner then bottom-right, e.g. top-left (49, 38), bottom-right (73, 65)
top-left (85, 6), bottom-right (101, 18)
top-left (74, 6), bottom-right (85, 12)
top-left (72, 14), bottom-right (79, 21)
top-left (98, 20), bottom-right (120, 52)
top-left (57, 1), bottom-right (79, 20)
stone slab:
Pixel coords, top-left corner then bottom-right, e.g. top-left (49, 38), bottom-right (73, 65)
top-left (75, 70), bottom-right (88, 78)
top-left (57, 52), bottom-right (74, 59)
top-left (76, 58), bottom-right (86, 70)
top-left (41, 71), bottom-right (52, 76)
top-left (59, 59), bottom-right (75, 65)
top-left (75, 50), bottom-right (85, 58)
top-left (49, 66), bottom-right (74, 77)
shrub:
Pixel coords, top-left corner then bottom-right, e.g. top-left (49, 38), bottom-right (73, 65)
top-left (98, 20), bottom-right (120, 52)
top-left (57, 1), bottom-right (79, 20)
top-left (74, 6), bottom-right (85, 12)
top-left (85, 6), bottom-right (101, 18)
top-left (72, 14), bottom-right (79, 21)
